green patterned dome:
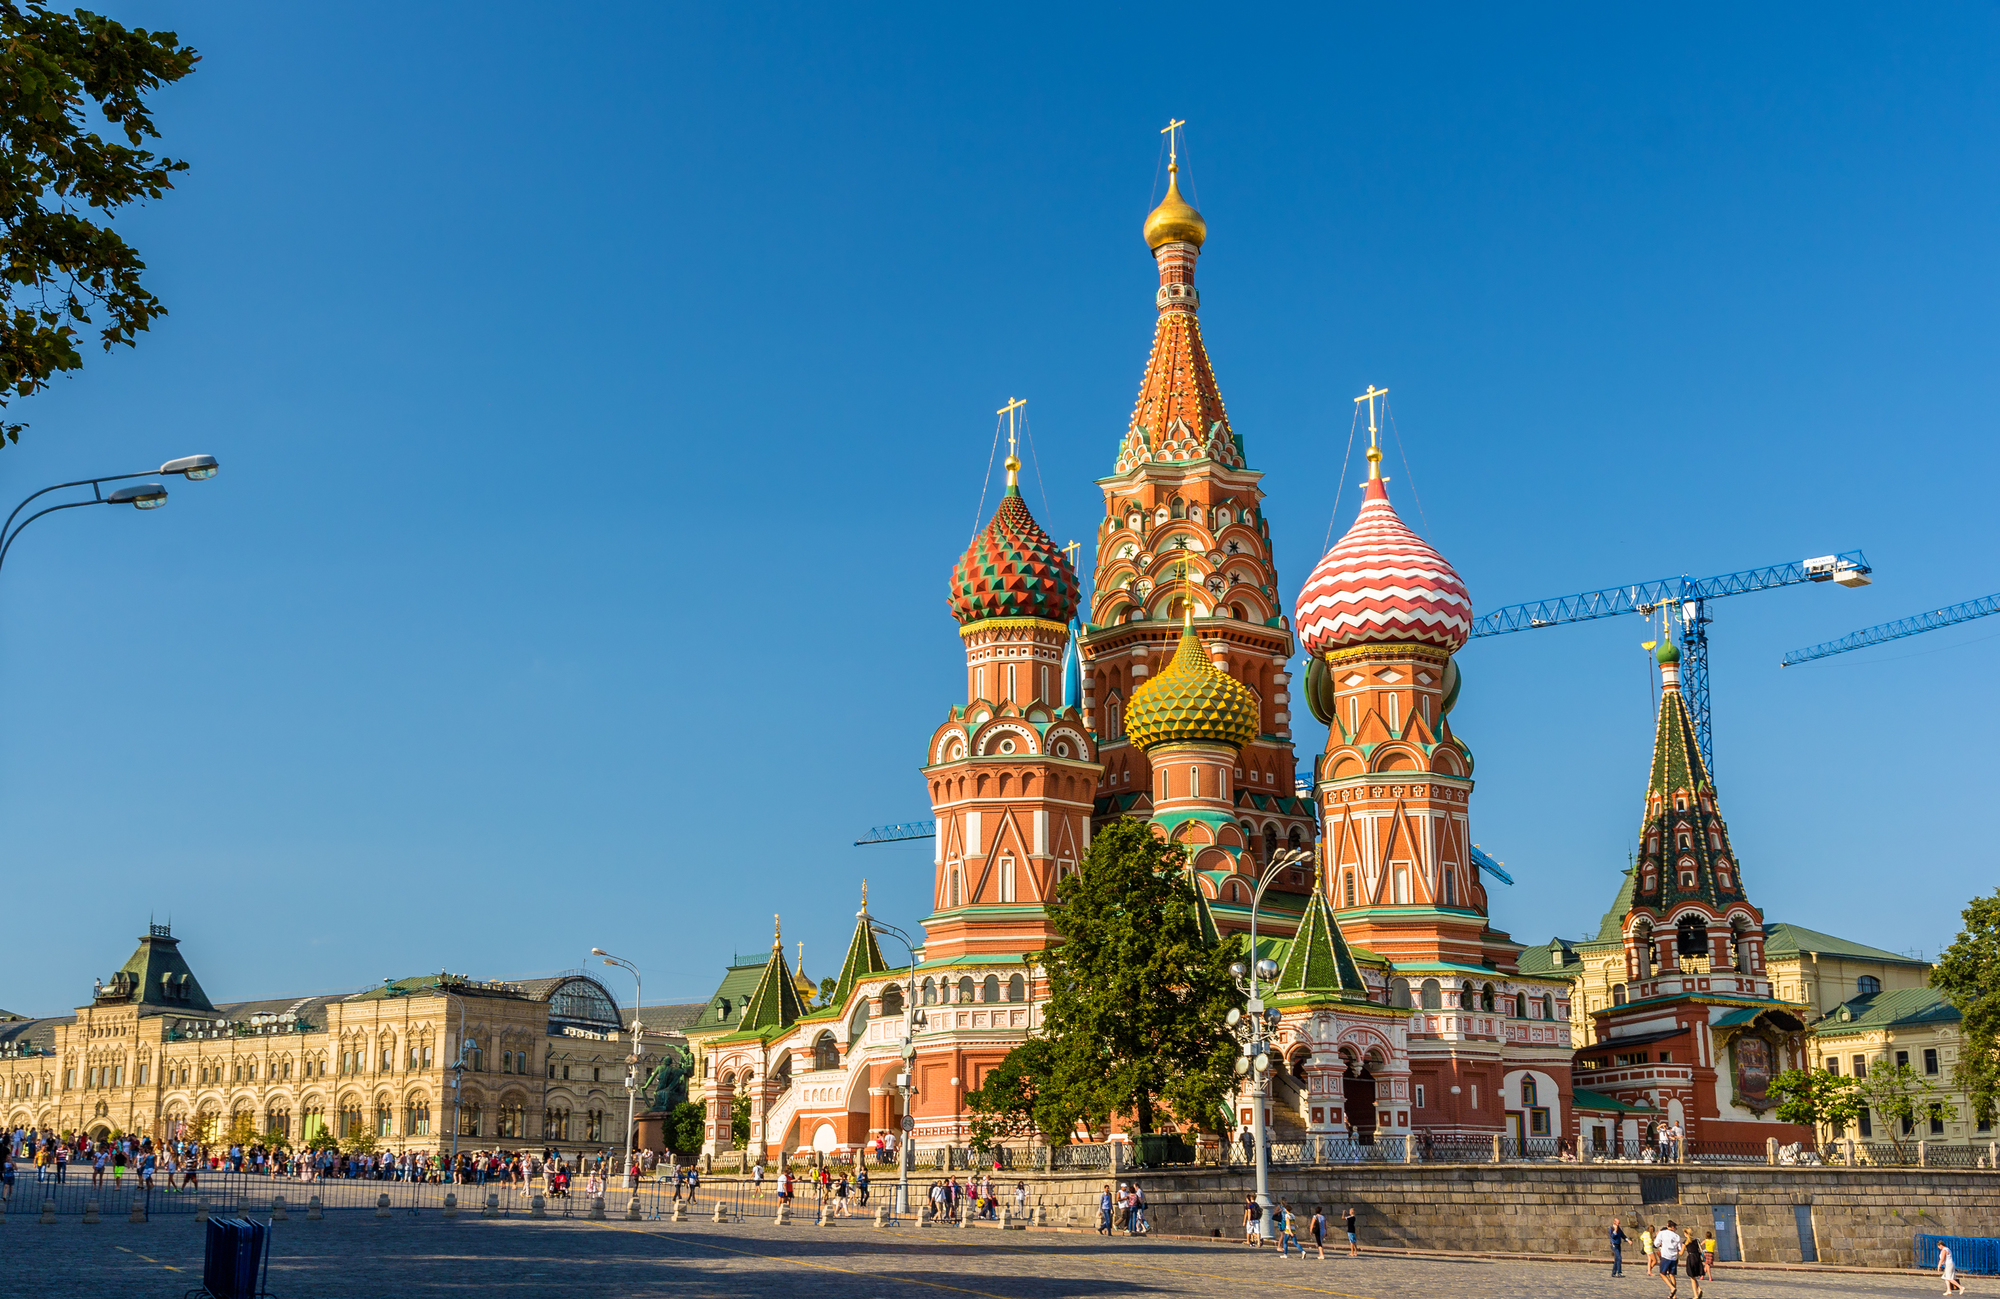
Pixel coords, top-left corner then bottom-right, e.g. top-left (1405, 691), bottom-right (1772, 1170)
top-left (1125, 624), bottom-right (1260, 752)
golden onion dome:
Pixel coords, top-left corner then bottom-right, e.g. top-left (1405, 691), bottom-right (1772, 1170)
top-left (1143, 166), bottom-right (1206, 250)
top-left (1125, 622), bottom-right (1259, 752)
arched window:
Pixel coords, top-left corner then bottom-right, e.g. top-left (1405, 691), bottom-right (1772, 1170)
top-left (1007, 974), bottom-right (1025, 1003)
top-left (1458, 982), bottom-right (1475, 1010)
top-left (408, 1101), bottom-right (431, 1136)
top-left (958, 976), bottom-right (975, 1003)
top-left (458, 1103), bottom-right (481, 1138)
top-left (1391, 979), bottom-right (1412, 1008)
top-left (1263, 826), bottom-right (1279, 863)
top-left (1541, 994), bottom-right (1555, 1020)
top-left (1420, 979), bottom-right (1442, 1010)
top-left (1171, 496), bottom-right (1186, 519)
top-left (1521, 1077), bottom-right (1538, 1107)
top-left (882, 983), bottom-right (905, 1016)
top-left (1287, 827), bottom-right (1302, 853)
top-left (920, 978), bottom-right (936, 1006)
top-left (982, 975), bottom-right (1000, 1004)
top-left (1857, 975), bottom-right (1881, 996)
top-left (814, 1032), bottom-right (839, 1071)
top-left (1612, 984), bottom-right (1627, 1006)
top-left (1513, 993), bottom-right (1528, 1018)
top-left (1677, 915), bottom-right (1708, 957)
top-left (1481, 983), bottom-right (1496, 1012)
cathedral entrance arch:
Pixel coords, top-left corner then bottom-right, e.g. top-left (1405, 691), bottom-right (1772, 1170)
top-left (1341, 1051), bottom-right (1377, 1144)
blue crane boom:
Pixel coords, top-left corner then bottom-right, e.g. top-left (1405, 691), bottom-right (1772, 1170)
top-left (1469, 550), bottom-right (1872, 779)
top-left (854, 821), bottom-right (936, 845)
top-left (1780, 591), bottom-right (2000, 666)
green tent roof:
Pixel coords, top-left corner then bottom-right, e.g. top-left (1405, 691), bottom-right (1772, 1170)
top-left (1763, 922), bottom-right (1927, 967)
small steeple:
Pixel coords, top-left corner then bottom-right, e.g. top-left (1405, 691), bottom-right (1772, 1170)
top-left (829, 883), bottom-right (890, 1010)
top-left (739, 917), bottom-right (805, 1030)
top-left (1273, 883), bottom-right (1369, 1001)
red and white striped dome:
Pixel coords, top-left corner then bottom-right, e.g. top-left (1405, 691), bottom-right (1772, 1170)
top-left (1294, 479), bottom-right (1472, 655)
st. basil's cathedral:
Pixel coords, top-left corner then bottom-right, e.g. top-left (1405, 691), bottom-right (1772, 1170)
top-left (684, 145), bottom-right (1817, 1162)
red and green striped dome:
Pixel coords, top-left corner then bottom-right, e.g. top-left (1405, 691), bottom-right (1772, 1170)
top-left (949, 487), bottom-right (1079, 626)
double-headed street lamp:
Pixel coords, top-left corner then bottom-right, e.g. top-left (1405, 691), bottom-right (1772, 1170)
top-left (864, 910), bottom-right (926, 1219)
top-left (592, 947), bottom-right (644, 1192)
top-left (1228, 845), bottom-right (1313, 1242)
top-left (0, 455), bottom-right (219, 574)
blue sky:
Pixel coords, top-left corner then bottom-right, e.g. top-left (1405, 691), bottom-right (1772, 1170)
top-left (3, 4), bottom-right (1995, 1015)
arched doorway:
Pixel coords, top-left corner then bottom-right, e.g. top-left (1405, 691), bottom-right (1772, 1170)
top-left (1343, 1057), bottom-right (1377, 1145)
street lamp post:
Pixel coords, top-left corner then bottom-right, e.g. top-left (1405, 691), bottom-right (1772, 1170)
top-left (866, 913), bottom-right (926, 1219)
top-left (0, 455), bottom-right (219, 574)
top-left (1229, 846), bottom-right (1312, 1243)
top-left (592, 948), bottom-right (644, 1192)
top-left (445, 992), bottom-right (469, 1185)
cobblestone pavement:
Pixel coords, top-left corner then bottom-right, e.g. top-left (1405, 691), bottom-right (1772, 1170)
top-left (16, 1214), bottom-right (1958, 1297)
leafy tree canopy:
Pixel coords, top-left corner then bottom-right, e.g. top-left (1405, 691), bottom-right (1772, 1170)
top-left (1769, 1067), bottom-right (1860, 1134)
top-left (729, 1088), bottom-right (751, 1151)
top-left (967, 818), bottom-right (1239, 1146)
top-left (1932, 888), bottom-right (2000, 1125)
top-left (666, 1100), bottom-right (704, 1158)
top-left (0, 2), bottom-right (196, 443)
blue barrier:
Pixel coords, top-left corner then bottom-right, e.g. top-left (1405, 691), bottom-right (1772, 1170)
top-left (1917, 1235), bottom-right (2000, 1276)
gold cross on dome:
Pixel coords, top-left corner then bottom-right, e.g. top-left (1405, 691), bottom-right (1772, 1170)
top-left (1063, 540), bottom-right (1081, 568)
top-left (1354, 385), bottom-right (1389, 480)
top-left (997, 397), bottom-right (1025, 460)
top-left (1161, 118), bottom-right (1187, 168)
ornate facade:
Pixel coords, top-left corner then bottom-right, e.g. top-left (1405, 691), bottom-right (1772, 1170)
top-left (0, 924), bottom-right (683, 1160)
top-left (1565, 641), bottom-right (1814, 1149)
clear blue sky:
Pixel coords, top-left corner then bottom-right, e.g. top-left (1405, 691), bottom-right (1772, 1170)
top-left (3, 4), bottom-right (1994, 1015)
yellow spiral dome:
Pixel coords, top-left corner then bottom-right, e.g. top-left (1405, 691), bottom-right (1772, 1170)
top-left (1125, 623), bottom-right (1259, 751)
top-left (1142, 167), bottom-right (1207, 250)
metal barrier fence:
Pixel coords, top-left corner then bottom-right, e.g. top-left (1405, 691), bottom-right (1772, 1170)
top-left (9, 1171), bottom-right (541, 1217)
top-left (1917, 1234), bottom-right (2000, 1275)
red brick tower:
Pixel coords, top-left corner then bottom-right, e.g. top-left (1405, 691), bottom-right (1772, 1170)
top-left (1293, 424), bottom-right (1501, 968)
top-left (924, 443), bottom-right (1101, 962)
top-left (1079, 146), bottom-right (1315, 907)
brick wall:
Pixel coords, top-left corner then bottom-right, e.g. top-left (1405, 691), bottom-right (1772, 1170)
top-left (1015, 1163), bottom-right (2000, 1268)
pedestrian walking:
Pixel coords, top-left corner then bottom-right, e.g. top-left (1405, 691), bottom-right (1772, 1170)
top-left (1244, 1194), bottom-right (1261, 1245)
top-left (1642, 1223), bottom-right (1657, 1275)
top-left (1310, 1206), bottom-right (1327, 1260)
top-left (1344, 1206), bottom-right (1360, 1257)
top-left (1279, 1201), bottom-right (1300, 1258)
top-left (1656, 1220), bottom-right (1686, 1298)
top-left (1611, 1217), bottom-right (1629, 1277)
top-left (857, 1169), bottom-right (870, 1207)
top-left (1941, 1243), bottom-right (1965, 1295)
top-left (1097, 1184), bottom-right (1113, 1235)
top-left (1686, 1224), bottom-right (1708, 1299)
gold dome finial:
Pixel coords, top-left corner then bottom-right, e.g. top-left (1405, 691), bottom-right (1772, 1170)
top-left (1144, 118), bottom-right (1206, 250)
top-left (772, 913), bottom-right (782, 950)
top-left (1355, 385), bottom-right (1389, 481)
top-left (998, 397), bottom-right (1025, 489)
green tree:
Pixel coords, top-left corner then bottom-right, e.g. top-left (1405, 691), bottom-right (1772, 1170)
top-left (818, 976), bottom-right (838, 1008)
top-left (0, 3), bottom-right (198, 443)
top-left (966, 818), bottom-right (1239, 1144)
top-left (666, 1101), bottom-right (704, 1158)
top-left (224, 1111), bottom-right (256, 1149)
top-left (303, 1126), bottom-right (339, 1154)
top-left (1932, 888), bottom-right (2000, 1127)
top-left (729, 1088), bottom-right (750, 1151)
top-left (1769, 1067), bottom-right (1861, 1139)
top-left (339, 1123), bottom-right (378, 1157)
top-left (1861, 1060), bottom-right (1957, 1157)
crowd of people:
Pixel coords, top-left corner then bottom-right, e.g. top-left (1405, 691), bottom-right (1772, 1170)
top-left (0, 1125), bottom-right (639, 1199)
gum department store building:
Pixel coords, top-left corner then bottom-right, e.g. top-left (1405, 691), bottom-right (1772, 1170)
top-left (0, 923), bottom-right (697, 1159)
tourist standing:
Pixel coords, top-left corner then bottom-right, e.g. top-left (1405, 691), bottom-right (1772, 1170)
top-left (1344, 1206), bottom-right (1360, 1257)
top-left (1098, 1184), bottom-right (1113, 1235)
top-left (1611, 1217), bottom-right (1629, 1277)
top-left (1310, 1206), bottom-right (1327, 1260)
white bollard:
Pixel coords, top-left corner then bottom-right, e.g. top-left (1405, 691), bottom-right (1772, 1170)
top-left (443, 1192), bottom-right (460, 1219)
top-left (82, 1200), bottom-right (101, 1225)
top-left (712, 1199), bottom-right (727, 1223)
top-left (487, 1193), bottom-right (502, 1219)
top-left (671, 1199), bottom-right (687, 1222)
top-left (959, 1203), bottom-right (972, 1229)
top-left (307, 1196), bottom-right (323, 1221)
top-left (774, 1202), bottom-right (791, 1226)
top-left (529, 1194), bottom-right (546, 1219)
top-left (625, 1196), bottom-right (641, 1221)
top-left (375, 1193), bottom-right (393, 1220)
top-left (271, 1196), bottom-right (288, 1222)
top-left (39, 1200), bottom-right (56, 1225)
top-left (875, 1204), bottom-right (891, 1228)
top-left (585, 1194), bottom-right (604, 1221)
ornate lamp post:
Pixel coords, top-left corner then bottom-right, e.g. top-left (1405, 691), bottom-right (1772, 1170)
top-left (592, 948), bottom-right (644, 1191)
top-left (1229, 846), bottom-right (1312, 1242)
top-left (866, 914), bottom-right (927, 1218)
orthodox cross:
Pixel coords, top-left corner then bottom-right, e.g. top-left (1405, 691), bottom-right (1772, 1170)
top-left (997, 397), bottom-right (1025, 460)
top-left (1355, 384), bottom-right (1389, 479)
top-left (1161, 118), bottom-right (1187, 168)
top-left (1063, 540), bottom-right (1081, 569)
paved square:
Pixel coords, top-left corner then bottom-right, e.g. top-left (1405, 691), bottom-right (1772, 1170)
top-left (19, 1214), bottom-right (1954, 1297)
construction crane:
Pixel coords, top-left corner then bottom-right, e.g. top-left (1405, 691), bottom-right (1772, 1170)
top-left (1781, 591), bottom-right (2000, 666)
top-left (854, 821), bottom-right (936, 846)
top-left (1462, 551), bottom-right (1873, 778)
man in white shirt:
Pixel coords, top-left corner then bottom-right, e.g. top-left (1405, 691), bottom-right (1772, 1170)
top-left (1655, 1220), bottom-right (1685, 1296)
